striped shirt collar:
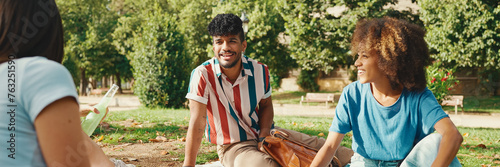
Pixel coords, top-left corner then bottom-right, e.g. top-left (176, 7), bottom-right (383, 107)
top-left (213, 55), bottom-right (254, 78)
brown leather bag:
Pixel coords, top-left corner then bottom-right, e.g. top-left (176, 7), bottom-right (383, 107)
top-left (261, 129), bottom-right (341, 167)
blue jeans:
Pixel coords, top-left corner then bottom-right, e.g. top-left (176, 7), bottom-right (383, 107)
top-left (347, 133), bottom-right (461, 167)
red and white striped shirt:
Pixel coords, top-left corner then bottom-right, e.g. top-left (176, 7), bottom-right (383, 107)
top-left (186, 56), bottom-right (272, 145)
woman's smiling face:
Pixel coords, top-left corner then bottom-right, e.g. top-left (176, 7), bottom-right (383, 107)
top-left (354, 45), bottom-right (386, 84)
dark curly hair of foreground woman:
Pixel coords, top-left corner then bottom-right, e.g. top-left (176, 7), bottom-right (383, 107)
top-left (351, 17), bottom-right (430, 92)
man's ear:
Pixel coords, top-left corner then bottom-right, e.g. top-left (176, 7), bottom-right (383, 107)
top-left (242, 40), bottom-right (247, 53)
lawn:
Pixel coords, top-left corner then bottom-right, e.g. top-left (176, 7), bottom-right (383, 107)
top-left (275, 91), bottom-right (500, 113)
top-left (96, 107), bottom-right (500, 166)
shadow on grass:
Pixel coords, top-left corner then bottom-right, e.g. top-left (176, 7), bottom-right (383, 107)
top-left (92, 123), bottom-right (188, 145)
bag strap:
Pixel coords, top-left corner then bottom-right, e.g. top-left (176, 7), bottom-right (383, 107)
top-left (270, 129), bottom-right (320, 152)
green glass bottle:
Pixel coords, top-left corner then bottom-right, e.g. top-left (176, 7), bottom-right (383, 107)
top-left (81, 84), bottom-right (119, 136)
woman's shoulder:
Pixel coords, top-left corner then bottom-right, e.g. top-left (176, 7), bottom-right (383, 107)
top-left (403, 87), bottom-right (435, 101)
top-left (343, 81), bottom-right (369, 93)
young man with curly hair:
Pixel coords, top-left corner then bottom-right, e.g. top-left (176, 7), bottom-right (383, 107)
top-left (183, 13), bottom-right (353, 167)
top-left (311, 17), bottom-right (463, 167)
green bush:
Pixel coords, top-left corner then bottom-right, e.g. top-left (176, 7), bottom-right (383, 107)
top-left (297, 69), bottom-right (319, 92)
top-left (130, 5), bottom-right (189, 108)
top-left (426, 61), bottom-right (459, 104)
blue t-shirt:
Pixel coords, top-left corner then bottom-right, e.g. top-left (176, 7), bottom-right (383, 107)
top-left (0, 57), bottom-right (78, 166)
top-left (329, 81), bottom-right (448, 161)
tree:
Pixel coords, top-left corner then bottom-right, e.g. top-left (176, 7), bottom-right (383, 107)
top-left (419, 0), bottom-right (500, 95)
top-left (171, 0), bottom-right (215, 68)
top-left (128, 4), bottom-right (190, 108)
top-left (58, 0), bottom-right (133, 94)
top-left (277, 0), bottom-right (420, 91)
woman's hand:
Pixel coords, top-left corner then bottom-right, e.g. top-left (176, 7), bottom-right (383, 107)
top-left (79, 104), bottom-right (109, 123)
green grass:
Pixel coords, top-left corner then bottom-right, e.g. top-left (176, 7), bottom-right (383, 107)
top-left (273, 91), bottom-right (341, 106)
top-left (98, 107), bottom-right (500, 166)
top-left (443, 96), bottom-right (500, 113)
top-left (275, 91), bottom-right (500, 113)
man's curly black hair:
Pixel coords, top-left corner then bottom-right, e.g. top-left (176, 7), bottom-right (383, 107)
top-left (351, 17), bottom-right (430, 92)
top-left (208, 13), bottom-right (245, 42)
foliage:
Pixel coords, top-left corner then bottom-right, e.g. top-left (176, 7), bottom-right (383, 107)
top-left (57, 0), bottom-right (133, 94)
top-left (62, 53), bottom-right (80, 86)
top-left (172, 0), bottom-right (215, 68)
top-left (426, 61), bottom-right (459, 104)
top-left (419, 0), bottom-right (500, 96)
top-left (418, 0), bottom-right (500, 71)
top-left (297, 69), bottom-right (320, 92)
top-left (128, 4), bottom-right (189, 108)
top-left (276, 0), bottom-right (421, 91)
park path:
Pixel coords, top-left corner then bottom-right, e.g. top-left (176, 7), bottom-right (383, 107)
top-left (79, 96), bottom-right (500, 129)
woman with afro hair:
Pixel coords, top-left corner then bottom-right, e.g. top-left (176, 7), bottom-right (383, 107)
top-left (311, 17), bottom-right (463, 167)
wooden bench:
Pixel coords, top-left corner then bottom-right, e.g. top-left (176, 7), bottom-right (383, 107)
top-left (441, 95), bottom-right (464, 115)
top-left (300, 93), bottom-right (339, 107)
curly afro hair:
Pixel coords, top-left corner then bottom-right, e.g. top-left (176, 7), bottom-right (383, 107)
top-left (351, 17), bottom-right (430, 92)
top-left (208, 13), bottom-right (245, 42)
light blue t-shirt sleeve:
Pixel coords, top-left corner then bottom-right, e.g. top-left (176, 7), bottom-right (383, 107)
top-left (330, 86), bottom-right (353, 134)
top-left (20, 58), bottom-right (78, 122)
top-left (418, 89), bottom-right (449, 135)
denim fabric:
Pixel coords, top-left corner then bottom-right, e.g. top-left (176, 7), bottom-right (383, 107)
top-left (347, 153), bottom-right (402, 167)
top-left (400, 133), bottom-right (462, 167)
top-left (346, 133), bottom-right (462, 167)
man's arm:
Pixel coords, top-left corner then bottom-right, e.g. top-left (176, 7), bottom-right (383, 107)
top-left (183, 99), bottom-right (208, 167)
top-left (311, 132), bottom-right (345, 167)
top-left (257, 97), bottom-right (274, 138)
top-left (432, 117), bottom-right (463, 167)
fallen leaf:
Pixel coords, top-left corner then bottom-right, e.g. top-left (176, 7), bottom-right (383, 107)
top-left (126, 119), bottom-right (134, 122)
top-left (118, 135), bottom-right (125, 141)
top-left (128, 158), bottom-right (138, 161)
top-left (132, 122), bottom-right (139, 126)
top-left (130, 138), bottom-right (136, 141)
top-left (97, 135), bottom-right (104, 142)
top-left (160, 150), bottom-right (169, 155)
top-left (156, 131), bottom-right (160, 136)
top-left (109, 137), bottom-right (113, 140)
top-left (149, 139), bottom-right (160, 143)
top-left (318, 133), bottom-right (325, 137)
top-left (462, 133), bottom-right (469, 137)
top-left (156, 136), bottom-right (168, 142)
top-left (493, 160), bottom-right (500, 164)
top-left (477, 144), bottom-right (487, 149)
top-left (178, 137), bottom-right (186, 142)
top-left (172, 158), bottom-right (179, 161)
top-left (138, 140), bottom-right (143, 144)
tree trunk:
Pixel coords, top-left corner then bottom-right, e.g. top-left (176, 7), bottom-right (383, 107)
top-left (116, 72), bottom-right (123, 94)
top-left (80, 67), bottom-right (88, 96)
top-left (103, 76), bottom-right (108, 88)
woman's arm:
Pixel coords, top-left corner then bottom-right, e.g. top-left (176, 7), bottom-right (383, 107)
top-left (432, 117), bottom-right (463, 167)
top-left (311, 132), bottom-right (345, 167)
top-left (34, 97), bottom-right (113, 167)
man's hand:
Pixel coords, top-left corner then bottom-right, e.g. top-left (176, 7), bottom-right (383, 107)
top-left (258, 137), bottom-right (266, 152)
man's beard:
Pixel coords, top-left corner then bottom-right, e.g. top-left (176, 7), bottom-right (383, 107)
top-left (219, 51), bottom-right (241, 69)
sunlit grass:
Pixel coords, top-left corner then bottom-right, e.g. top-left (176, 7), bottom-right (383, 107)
top-left (97, 107), bottom-right (499, 166)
